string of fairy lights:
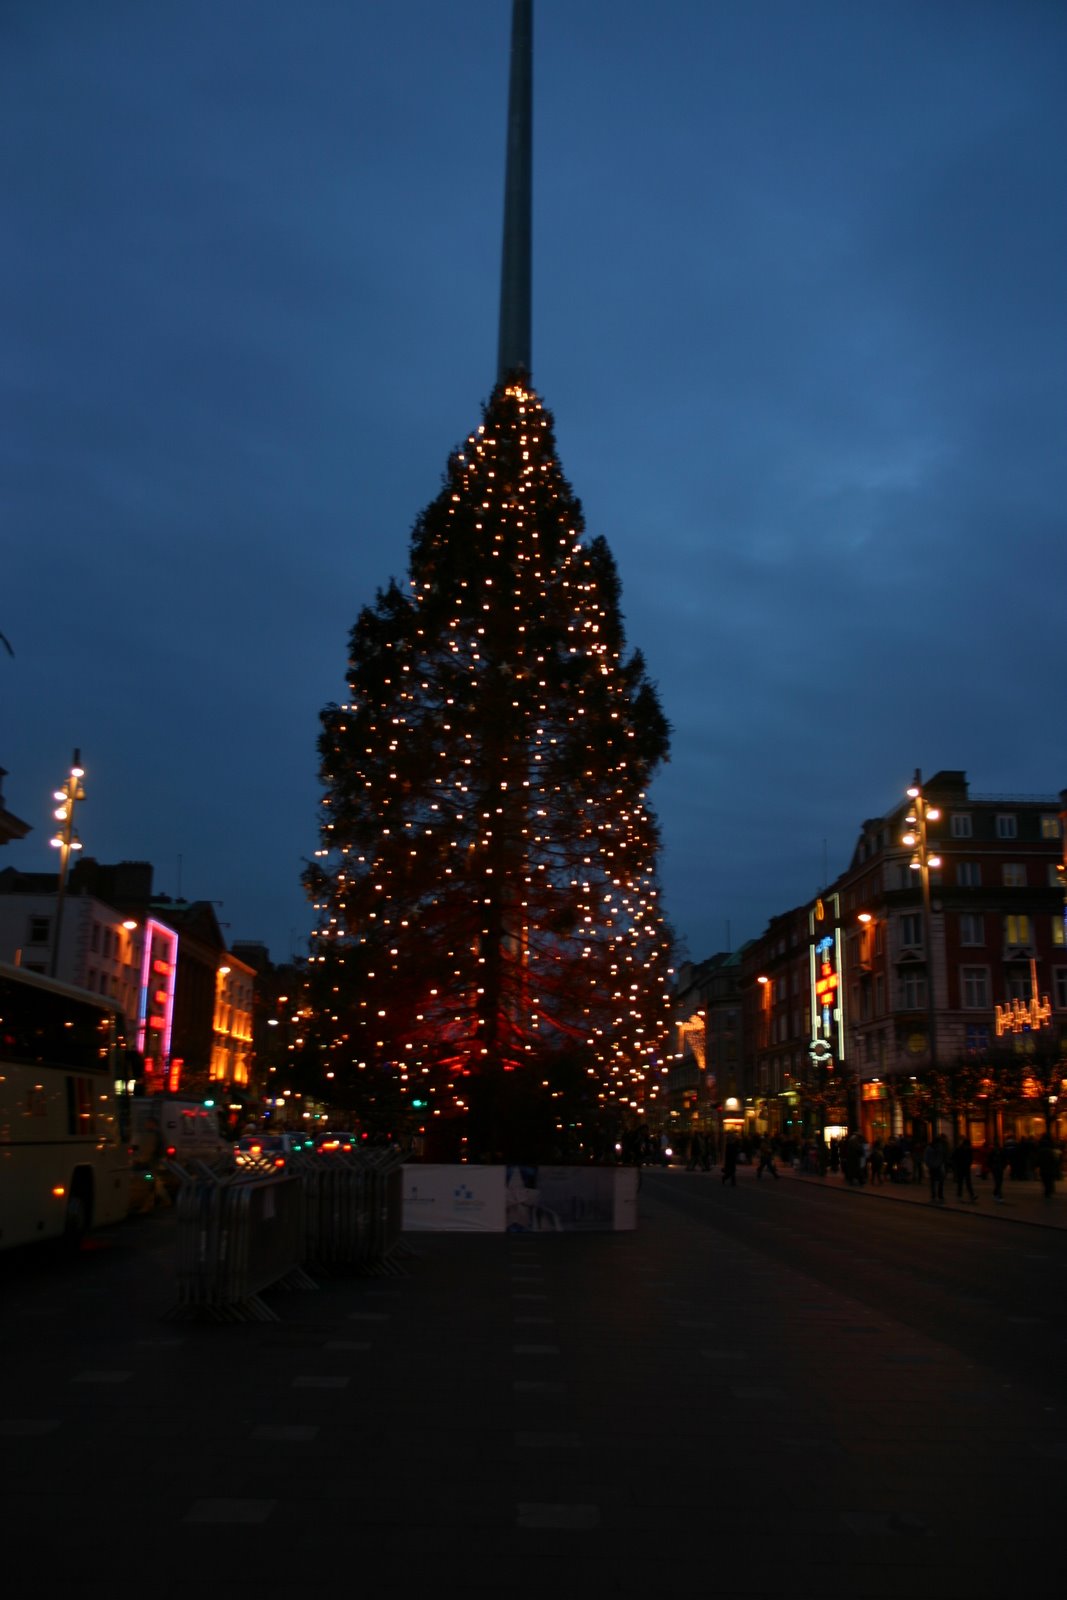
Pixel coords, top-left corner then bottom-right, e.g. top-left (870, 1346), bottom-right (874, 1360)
top-left (305, 380), bottom-right (672, 1133)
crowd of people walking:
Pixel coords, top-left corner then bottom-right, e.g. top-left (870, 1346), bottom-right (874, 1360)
top-left (627, 1123), bottom-right (1063, 1205)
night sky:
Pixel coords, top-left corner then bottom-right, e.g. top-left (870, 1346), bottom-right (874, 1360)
top-left (4, 0), bottom-right (1065, 967)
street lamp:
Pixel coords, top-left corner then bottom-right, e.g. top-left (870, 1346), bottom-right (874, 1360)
top-left (904, 768), bottom-right (941, 1134)
top-left (48, 749), bottom-right (86, 978)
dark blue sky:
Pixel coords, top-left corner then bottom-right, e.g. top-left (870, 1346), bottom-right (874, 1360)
top-left (4, 0), bottom-right (1065, 965)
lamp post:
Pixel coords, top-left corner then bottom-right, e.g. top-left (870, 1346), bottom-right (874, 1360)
top-left (48, 748), bottom-right (86, 978)
top-left (903, 769), bottom-right (941, 1136)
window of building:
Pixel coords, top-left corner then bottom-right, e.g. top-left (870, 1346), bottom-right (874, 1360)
top-left (27, 915), bottom-right (50, 945)
top-left (874, 974), bottom-right (884, 1015)
top-left (965, 1024), bottom-right (989, 1054)
top-left (1054, 970), bottom-right (1067, 1009)
top-left (1004, 914), bottom-right (1031, 948)
top-left (899, 913), bottom-right (922, 948)
top-left (1049, 865), bottom-right (1065, 887)
top-left (995, 814), bottom-right (1017, 839)
top-left (1002, 863), bottom-right (1026, 888)
top-left (899, 971), bottom-right (927, 1009)
top-left (961, 967), bottom-right (990, 1008)
top-left (1054, 917), bottom-right (1066, 949)
top-left (950, 813), bottom-right (973, 838)
top-left (1005, 973), bottom-right (1032, 1002)
top-left (957, 862), bottom-right (981, 888)
top-left (1040, 814), bottom-right (1062, 840)
top-left (959, 913), bottom-right (984, 946)
top-left (90, 922), bottom-right (100, 953)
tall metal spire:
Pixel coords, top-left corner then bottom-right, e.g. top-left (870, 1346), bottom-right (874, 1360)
top-left (496, 0), bottom-right (532, 383)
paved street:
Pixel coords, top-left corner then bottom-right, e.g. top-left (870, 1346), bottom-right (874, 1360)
top-left (2, 1166), bottom-right (1065, 1598)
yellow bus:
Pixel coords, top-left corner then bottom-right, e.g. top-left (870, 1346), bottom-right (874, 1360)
top-left (0, 962), bottom-right (131, 1249)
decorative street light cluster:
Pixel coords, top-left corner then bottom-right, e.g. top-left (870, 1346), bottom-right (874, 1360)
top-left (994, 957), bottom-right (1052, 1037)
top-left (902, 768), bottom-right (941, 1084)
top-left (48, 748), bottom-right (85, 978)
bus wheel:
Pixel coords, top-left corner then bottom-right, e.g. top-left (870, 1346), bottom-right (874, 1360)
top-left (63, 1180), bottom-right (92, 1249)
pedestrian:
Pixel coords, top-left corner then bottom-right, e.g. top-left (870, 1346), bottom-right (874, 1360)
top-left (869, 1139), bottom-right (885, 1185)
top-left (884, 1135), bottom-right (901, 1181)
top-left (986, 1141), bottom-right (1006, 1203)
top-left (1004, 1135), bottom-right (1022, 1181)
top-left (923, 1135), bottom-right (947, 1205)
top-left (1036, 1133), bottom-right (1059, 1199)
top-left (721, 1135), bottom-right (739, 1188)
top-left (843, 1132), bottom-right (864, 1186)
top-left (951, 1135), bottom-right (977, 1202)
top-left (756, 1138), bottom-right (778, 1181)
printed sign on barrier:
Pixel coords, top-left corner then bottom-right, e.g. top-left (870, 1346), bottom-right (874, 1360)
top-left (402, 1164), bottom-right (506, 1232)
top-left (401, 1164), bottom-right (638, 1232)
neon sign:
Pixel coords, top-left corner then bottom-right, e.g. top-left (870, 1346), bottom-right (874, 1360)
top-left (808, 898), bottom-right (845, 1067)
top-left (137, 916), bottom-right (178, 1079)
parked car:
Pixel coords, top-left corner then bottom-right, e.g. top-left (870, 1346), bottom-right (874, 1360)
top-left (314, 1131), bottom-right (358, 1155)
top-left (234, 1132), bottom-right (313, 1170)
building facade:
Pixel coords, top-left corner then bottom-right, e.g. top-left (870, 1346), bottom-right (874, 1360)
top-left (676, 771), bottom-right (1067, 1151)
top-left (0, 860), bottom-right (258, 1104)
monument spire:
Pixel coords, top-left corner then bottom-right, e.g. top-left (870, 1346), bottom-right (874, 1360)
top-left (496, 0), bottom-right (532, 383)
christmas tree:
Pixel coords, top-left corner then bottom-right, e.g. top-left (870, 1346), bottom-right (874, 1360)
top-left (303, 374), bottom-right (673, 1158)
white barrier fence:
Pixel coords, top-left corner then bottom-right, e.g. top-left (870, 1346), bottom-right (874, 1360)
top-left (167, 1148), bottom-right (410, 1320)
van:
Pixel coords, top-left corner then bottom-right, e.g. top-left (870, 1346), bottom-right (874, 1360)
top-left (130, 1097), bottom-right (230, 1167)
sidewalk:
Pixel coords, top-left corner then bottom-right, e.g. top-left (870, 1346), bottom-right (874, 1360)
top-left (770, 1157), bottom-right (1067, 1228)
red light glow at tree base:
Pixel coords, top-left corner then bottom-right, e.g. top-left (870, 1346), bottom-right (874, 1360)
top-left (301, 376), bottom-right (675, 1160)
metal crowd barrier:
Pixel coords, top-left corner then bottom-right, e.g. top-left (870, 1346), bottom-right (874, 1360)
top-left (290, 1147), bottom-right (410, 1276)
top-left (166, 1160), bottom-right (316, 1322)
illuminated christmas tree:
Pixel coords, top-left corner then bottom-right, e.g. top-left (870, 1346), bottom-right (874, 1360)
top-left (304, 376), bottom-right (672, 1155)
top-left (302, 2), bottom-right (673, 1156)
